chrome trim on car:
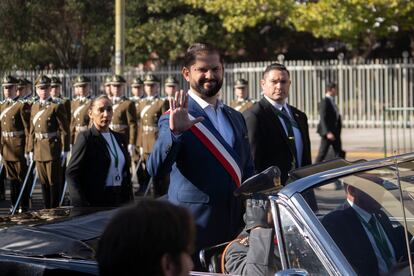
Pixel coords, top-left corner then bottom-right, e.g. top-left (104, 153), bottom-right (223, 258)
top-left (281, 152), bottom-right (414, 198)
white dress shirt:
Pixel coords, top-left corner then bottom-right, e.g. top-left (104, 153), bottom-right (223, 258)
top-left (189, 90), bottom-right (234, 147)
top-left (348, 199), bottom-right (396, 275)
top-left (264, 96), bottom-right (303, 167)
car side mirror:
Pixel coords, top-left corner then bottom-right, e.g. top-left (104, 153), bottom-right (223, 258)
top-left (275, 268), bottom-right (309, 276)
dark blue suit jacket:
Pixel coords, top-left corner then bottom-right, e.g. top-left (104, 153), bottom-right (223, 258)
top-left (147, 96), bottom-right (255, 251)
top-left (322, 202), bottom-right (406, 276)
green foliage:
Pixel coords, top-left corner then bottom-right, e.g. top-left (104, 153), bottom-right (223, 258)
top-left (125, 0), bottom-right (231, 65)
top-left (185, 0), bottom-right (294, 32)
top-left (290, 0), bottom-right (414, 55)
top-left (0, 0), bottom-right (113, 70)
top-left (0, 0), bottom-right (413, 69)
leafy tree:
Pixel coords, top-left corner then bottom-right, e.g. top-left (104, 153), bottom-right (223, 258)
top-left (184, 0), bottom-right (294, 33)
top-left (290, 0), bottom-right (414, 57)
top-left (0, 0), bottom-right (114, 70)
top-left (125, 0), bottom-right (231, 65)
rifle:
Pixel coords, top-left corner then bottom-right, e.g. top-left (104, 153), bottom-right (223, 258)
top-left (11, 161), bottom-right (35, 215)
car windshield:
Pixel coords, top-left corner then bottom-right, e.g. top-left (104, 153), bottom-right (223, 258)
top-left (301, 160), bottom-right (414, 275)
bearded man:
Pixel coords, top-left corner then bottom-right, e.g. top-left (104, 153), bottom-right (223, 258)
top-left (147, 43), bottom-right (254, 268)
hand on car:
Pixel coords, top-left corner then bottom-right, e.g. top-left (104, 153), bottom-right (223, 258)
top-left (244, 194), bottom-right (270, 232)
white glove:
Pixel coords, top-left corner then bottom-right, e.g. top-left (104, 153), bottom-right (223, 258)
top-left (24, 153), bottom-right (31, 166)
top-left (0, 154), bottom-right (2, 163)
top-left (61, 151), bottom-right (68, 160)
top-left (139, 147), bottom-right (144, 156)
top-left (128, 144), bottom-right (135, 156)
top-left (29, 152), bottom-right (34, 163)
top-left (61, 151), bottom-right (69, 166)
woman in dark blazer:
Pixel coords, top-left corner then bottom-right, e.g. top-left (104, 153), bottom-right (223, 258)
top-left (66, 95), bottom-right (133, 207)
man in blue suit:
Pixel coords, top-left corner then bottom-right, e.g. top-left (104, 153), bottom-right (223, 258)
top-left (147, 43), bottom-right (255, 266)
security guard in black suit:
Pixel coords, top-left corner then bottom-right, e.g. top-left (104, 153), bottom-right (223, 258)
top-left (315, 82), bottom-right (345, 162)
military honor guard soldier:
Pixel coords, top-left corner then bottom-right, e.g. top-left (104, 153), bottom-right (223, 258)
top-left (130, 77), bottom-right (144, 101)
top-left (70, 75), bottom-right (93, 145)
top-left (135, 73), bottom-right (168, 196)
top-left (229, 78), bottom-right (255, 113)
top-left (109, 75), bottom-right (138, 158)
top-left (164, 75), bottom-right (179, 99)
top-left (104, 75), bottom-right (112, 99)
top-left (50, 76), bottom-right (71, 124)
top-left (27, 75), bottom-right (70, 208)
top-left (0, 75), bottom-right (31, 212)
top-left (129, 77), bottom-right (145, 170)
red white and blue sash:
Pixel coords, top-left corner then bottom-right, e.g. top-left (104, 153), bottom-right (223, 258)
top-left (188, 114), bottom-right (242, 188)
top-left (165, 110), bottom-right (242, 187)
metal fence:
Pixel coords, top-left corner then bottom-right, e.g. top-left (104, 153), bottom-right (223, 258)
top-left (383, 107), bottom-right (414, 157)
top-left (5, 55), bottom-right (414, 128)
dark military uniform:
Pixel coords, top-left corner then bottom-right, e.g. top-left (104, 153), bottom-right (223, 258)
top-left (70, 76), bottom-right (93, 144)
top-left (109, 75), bottom-right (138, 147)
top-left (27, 75), bottom-right (70, 208)
top-left (223, 228), bottom-right (280, 275)
top-left (0, 75), bottom-right (31, 210)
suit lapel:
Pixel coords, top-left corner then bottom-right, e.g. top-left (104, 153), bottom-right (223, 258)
top-left (260, 99), bottom-right (295, 156)
top-left (222, 105), bottom-right (240, 150)
top-left (343, 206), bottom-right (379, 269)
top-left (91, 125), bottom-right (111, 161)
top-left (376, 210), bottom-right (402, 261)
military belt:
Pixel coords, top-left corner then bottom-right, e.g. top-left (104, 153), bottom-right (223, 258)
top-left (143, 125), bottom-right (159, 132)
top-left (35, 132), bottom-right (58, 139)
top-left (110, 124), bottom-right (128, 130)
top-left (1, 130), bottom-right (24, 138)
top-left (75, 125), bottom-right (89, 132)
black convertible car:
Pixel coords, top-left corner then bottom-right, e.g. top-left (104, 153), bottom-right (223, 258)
top-left (1, 153), bottom-right (414, 275)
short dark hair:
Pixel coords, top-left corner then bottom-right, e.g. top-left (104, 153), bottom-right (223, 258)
top-left (262, 63), bottom-right (290, 78)
top-left (183, 42), bottom-right (223, 68)
top-left (96, 199), bottom-right (195, 276)
top-left (326, 82), bottom-right (337, 91)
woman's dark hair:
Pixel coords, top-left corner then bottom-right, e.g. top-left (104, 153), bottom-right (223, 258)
top-left (88, 94), bottom-right (111, 111)
top-left (183, 42), bottom-right (223, 68)
top-left (96, 199), bottom-right (195, 276)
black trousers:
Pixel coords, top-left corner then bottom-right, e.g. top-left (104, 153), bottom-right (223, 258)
top-left (315, 135), bottom-right (345, 163)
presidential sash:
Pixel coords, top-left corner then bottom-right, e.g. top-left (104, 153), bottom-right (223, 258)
top-left (165, 109), bottom-right (242, 187)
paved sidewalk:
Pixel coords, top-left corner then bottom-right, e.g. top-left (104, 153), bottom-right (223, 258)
top-left (309, 128), bottom-right (385, 162)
